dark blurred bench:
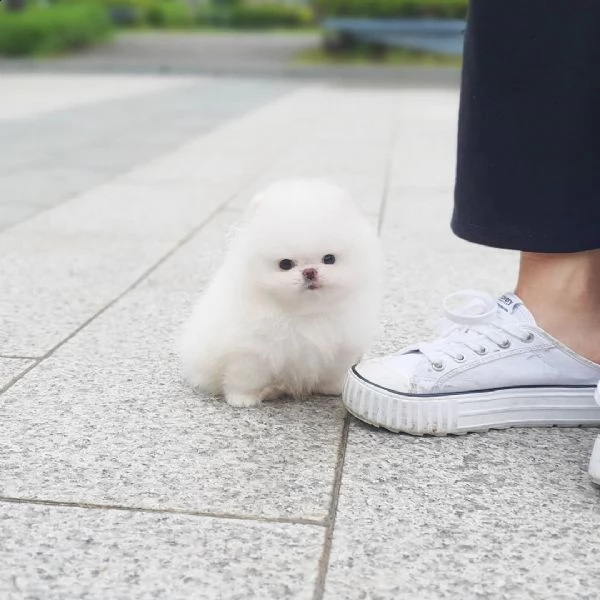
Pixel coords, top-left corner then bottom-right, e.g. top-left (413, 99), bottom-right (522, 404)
top-left (322, 18), bottom-right (466, 55)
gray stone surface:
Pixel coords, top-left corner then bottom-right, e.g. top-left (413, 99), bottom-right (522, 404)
top-left (0, 180), bottom-right (228, 357)
top-left (0, 77), bottom-right (292, 231)
top-left (0, 502), bottom-right (323, 600)
top-left (324, 425), bottom-right (600, 600)
top-left (389, 91), bottom-right (459, 189)
top-left (1, 78), bottom-right (599, 600)
top-left (227, 87), bottom-right (398, 216)
top-left (0, 358), bottom-right (35, 390)
top-left (0, 212), bottom-right (346, 521)
top-left (0, 74), bottom-right (191, 120)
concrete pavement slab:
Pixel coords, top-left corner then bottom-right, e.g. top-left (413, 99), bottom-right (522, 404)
top-left (0, 502), bottom-right (323, 600)
top-left (0, 74), bottom-right (194, 121)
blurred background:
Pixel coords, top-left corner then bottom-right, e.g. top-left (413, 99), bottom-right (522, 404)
top-left (0, 0), bottom-right (465, 78)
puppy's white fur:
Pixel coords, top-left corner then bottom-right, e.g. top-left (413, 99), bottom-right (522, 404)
top-left (180, 179), bottom-right (383, 407)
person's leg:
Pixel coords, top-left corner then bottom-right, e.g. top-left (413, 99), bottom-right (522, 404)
top-left (451, 0), bottom-right (600, 367)
top-left (516, 251), bottom-right (600, 365)
top-left (591, 384), bottom-right (600, 484)
top-left (452, 0), bottom-right (600, 252)
top-left (342, 0), bottom-right (600, 439)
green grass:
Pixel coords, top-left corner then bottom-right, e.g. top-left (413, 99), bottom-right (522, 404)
top-left (314, 0), bottom-right (468, 19)
top-left (227, 4), bottom-right (314, 29)
top-left (295, 45), bottom-right (462, 67)
top-left (0, 4), bottom-right (112, 57)
top-left (55, 0), bottom-right (316, 30)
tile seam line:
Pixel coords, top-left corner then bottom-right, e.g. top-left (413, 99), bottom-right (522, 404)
top-left (311, 414), bottom-right (350, 600)
top-left (0, 496), bottom-right (326, 527)
top-left (0, 120), bottom-right (309, 396)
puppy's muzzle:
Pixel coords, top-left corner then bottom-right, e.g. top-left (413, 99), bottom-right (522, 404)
top-left (303, 268), bottom-right (317, 281)
top-left (302, 268), bottom-right (320, 290)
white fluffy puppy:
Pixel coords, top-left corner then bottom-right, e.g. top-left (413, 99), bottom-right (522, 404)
top-left (180, 179), bottom-right (383, 407)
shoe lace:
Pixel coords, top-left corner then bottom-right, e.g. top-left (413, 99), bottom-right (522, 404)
top-left (417, 290), bottom-right (534, 370)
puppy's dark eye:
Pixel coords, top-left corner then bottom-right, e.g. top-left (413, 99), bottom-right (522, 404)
top-left (322, 254), bottom-right (336, 265)
top-left (279, 259), bottom-right (295, 271)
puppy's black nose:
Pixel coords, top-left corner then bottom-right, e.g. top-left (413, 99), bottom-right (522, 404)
top-left (302, 268), bottom-right (317, 281)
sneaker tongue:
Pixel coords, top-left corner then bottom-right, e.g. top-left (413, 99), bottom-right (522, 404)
top-left (496, 293), bottom-right (537, 324)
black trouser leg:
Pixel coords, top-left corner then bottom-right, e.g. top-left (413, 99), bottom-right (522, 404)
top-left (452, 0), bottom-right (600, 253)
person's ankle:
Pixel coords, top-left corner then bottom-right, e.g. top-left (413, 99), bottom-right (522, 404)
top-left (516, 251), bottom-right (600, 365)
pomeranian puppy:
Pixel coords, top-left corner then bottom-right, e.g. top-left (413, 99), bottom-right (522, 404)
top-left (180, 179), bottom-right (383, 408)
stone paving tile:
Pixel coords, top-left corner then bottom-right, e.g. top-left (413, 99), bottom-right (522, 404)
top-left (324, 425), bottom-right (600, 600)
top-left (0, 203), bottom-right (39, 234)
top-left (227, 88), bottom-right (398, 216)
top-left (0, 358), bottom-right (35, 390)
top-left (0, 77), bottom-right (293, 231)
top-left (0, 167), bottom-right (109, 231)
top-left (0, 502), bottom-right (324, 600)
top-left (0, 211), bottom-right (346, 521)
top-left (390, 90), bottom-right (459, 190)
top-left (0, 74), bottom-right (193, 121)
top-left (0, 180), bottom-right (230, 357)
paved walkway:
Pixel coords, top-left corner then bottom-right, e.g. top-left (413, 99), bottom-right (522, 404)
top-left (0, 74), bottom-right (598, 600)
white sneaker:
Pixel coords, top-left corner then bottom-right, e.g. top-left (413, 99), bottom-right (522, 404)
top-left (589, 383), bottom-right (600, 485)
top-left (343, 290), bottom-right (600, 435)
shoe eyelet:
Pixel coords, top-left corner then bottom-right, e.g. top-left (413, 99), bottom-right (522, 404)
top-left (475, 346), bottom-right (488, 355)
top-left (523, 332), bottom-right (535, 343)
top-left (454, 354), bottom-right (466, 363)
top-left (432, 361), bottom-right (445, 372)
top-left (499, 339), bottom-right (511, 349)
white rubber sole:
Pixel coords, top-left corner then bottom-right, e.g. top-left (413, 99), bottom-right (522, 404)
top-left (589, 385), bottom-right (600, 485)
top-left (343, 367), bottom-right (600, 436)
top-left (589, 437), bottom-right (600, 485)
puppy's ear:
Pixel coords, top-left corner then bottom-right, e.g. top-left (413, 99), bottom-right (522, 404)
top-left (244, 190), bottom-right (267, 221)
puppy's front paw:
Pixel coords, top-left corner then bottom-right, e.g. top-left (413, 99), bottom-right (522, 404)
top-left (226, 393), bottom-right (262, 408)
top-left (315, 378), bottom-right (345, 396)
top-left (316, 386), bottom-right (343, 397)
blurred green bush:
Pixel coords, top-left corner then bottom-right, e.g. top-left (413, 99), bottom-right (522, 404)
top-left (56, 0), bottom-right (152, 27)
top-left (226, 4), bottom-right (314, 29)
top-left (146, 1), bottom-right (197, 28)
top-left (314, 0), bottom-right (468, 19)
top-left (147, 1), bottom-right (315, 30)
top-left (0, 3), bottom-right (112, 56)
top-left (55, 0), bottom-right (314, 30)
